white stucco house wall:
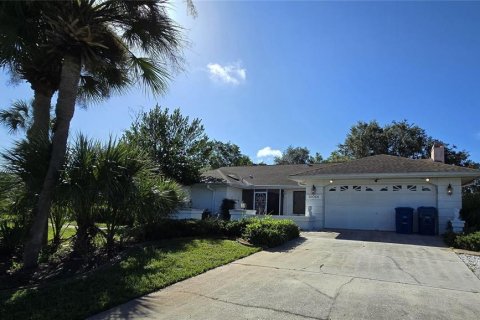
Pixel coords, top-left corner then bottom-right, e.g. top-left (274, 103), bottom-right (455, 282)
top-left (182, 147), bottom-right (480, 234)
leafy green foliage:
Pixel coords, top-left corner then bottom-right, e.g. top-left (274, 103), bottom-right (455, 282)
top-left (242, 217), bottom-right (300, 247)
top-left (331, 120), bottom-right (477, 166)
top-left (0, 238), bottom-right (258, 320)
top-left (461, 193), bottom-right (480, 232)
top-left (63, 134), bottom-right (185, 256)
top-left (133, 174), bottom-right (186, 227)
top-left (453, 232), bottom-right (480, 252)
top-left (0, 217), bottom-right (24, 255)
top-left (207, 140), bottom-right (252, 169)
top-left (132, 217), bottom-right (299, 248)
top-left (0, 137), bottom-right (51, 253)
top-left (274, 146), bottom-right (323, 164)
top-left (0, 100), bottom-right (30, 133)
top-left (124, 106), bottom-right (210, 185)
top-left (133, 219), bottom-right (234, 242)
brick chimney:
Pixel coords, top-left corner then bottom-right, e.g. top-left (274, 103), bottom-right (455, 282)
top-left (431, 144), bottom-right (445, 163)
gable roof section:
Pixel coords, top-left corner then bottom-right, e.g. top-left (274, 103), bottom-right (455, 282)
top-left (201, 163), bottom-right (333, 187)
top-left (291, 154), bottom-right (480, 178)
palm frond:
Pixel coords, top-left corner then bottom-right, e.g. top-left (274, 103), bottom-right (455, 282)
top-left (128, 55), bottom-right (170, 95)
top-left (0, 100), bottom-right (31, 133)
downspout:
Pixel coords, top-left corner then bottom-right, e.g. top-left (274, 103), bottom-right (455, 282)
top-left (206, 185), bottom-right (216, 214)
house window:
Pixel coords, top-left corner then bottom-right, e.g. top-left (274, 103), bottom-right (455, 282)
top-left (393, 185), bottom-right (402, 191)
top-left (380, 186), bottom-right (388, 191)
top-left (340, 186), bottom-right (349, 191)
top-left (353, 186), bottom-right (361, 191)
top-left (329, 186), bottom-right (336, 192)
top-left (422, 186), bottom-right (431, 191)
top-left (407, 185), bottom-right (417, 191)
top-left (365, 187), bottom-right (373, 191)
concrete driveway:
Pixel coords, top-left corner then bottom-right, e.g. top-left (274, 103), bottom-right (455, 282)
top-left (91, 231), bottom-right (480, 320)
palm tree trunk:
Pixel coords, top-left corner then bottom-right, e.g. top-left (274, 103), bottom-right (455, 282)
top-left (23, 54), bottom-right (81, 268)
top-left (27, 87), bottom-right (53, 140)
top-left (28, 86), bottom-right (54, 247)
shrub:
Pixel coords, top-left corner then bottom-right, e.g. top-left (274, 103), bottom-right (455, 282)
top-left (453, 231), bottom-right (480, 252)
top-left (133, 219), bottom-right (230, 241)
top-left (0, 219), bottom-right (24, 255)
top-left (219, 199), bottom-right (236, 221)
top-left (133, 217), bottom-right (300, 248)
top-left (461, 193), bottom-right (480, 232)
top-left (241, 217), bottom-right (300, 248)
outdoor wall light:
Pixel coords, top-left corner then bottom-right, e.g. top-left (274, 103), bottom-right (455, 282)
top-left (425, 178), bottom-right (430, 182)
top-left (447, 184), bottom-right (453, 196)
top-left (311, 185), bottom-right (317, 195)
top-left (329, 180), bottom-right (333, 184)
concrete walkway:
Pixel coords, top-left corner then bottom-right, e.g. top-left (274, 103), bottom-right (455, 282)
top-left (91, 231), bottom-right (480, 320)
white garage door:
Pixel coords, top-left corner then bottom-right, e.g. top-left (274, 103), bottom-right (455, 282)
top-left (325, 184), bottom-right (436, 231)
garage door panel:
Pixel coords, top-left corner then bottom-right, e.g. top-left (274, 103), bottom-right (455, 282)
top-left (325, 184), bottom-right (436, 231)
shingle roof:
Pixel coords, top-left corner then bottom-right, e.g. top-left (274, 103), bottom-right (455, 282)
top-left (200, 155), bottom-right (480, 187)
top-left (291, 154), bottom-right (480, 177)
top-left (201, 163), bottom-right (334, 187)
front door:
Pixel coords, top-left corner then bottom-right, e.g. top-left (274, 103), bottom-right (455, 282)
top-left (293, 191), bottom-right (306, 215)
top-left (254, 192), bottom-right (267, 215)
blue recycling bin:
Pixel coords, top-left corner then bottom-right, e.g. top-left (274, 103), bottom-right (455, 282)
top-left (395, 207), bottom-right (414, 234)
top-left (418, 207), bottom-right (437, 235)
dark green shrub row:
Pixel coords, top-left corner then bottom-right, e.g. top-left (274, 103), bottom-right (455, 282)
top-left (453, 231), bottom-right (480, 252)
top-left (133, 218), bottom-right (250, 241)
top-left (242, 218), bottom-right (300, 247)
top-left (444, 230), bottom-right (480, 252)
top-left (133, 217), bottom-right (300, 248)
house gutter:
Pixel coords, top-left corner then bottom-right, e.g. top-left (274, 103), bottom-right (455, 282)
top-left (290, 171), bottom-right (480, 182)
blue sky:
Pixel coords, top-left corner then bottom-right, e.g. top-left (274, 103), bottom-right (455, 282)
top-left (1, 1), bottom-right (480, 164)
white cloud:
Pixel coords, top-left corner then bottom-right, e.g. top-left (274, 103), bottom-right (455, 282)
top-left (207, 62), bottom-right (246, 85)
top-left (257, 147), bottom-right (282, 158)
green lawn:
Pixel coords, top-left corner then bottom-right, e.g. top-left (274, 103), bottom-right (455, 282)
top-left (0, 238), bottom-right (259, 320)
top-left (47, 225), bottom-right (77, 242)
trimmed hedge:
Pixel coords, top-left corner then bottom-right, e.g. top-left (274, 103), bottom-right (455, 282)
top-left (133, 217), bottom-right (299, 248)
top-left (242, 217), bottom-right (300, 248)
top-left (444, 231), bottom-right (480, 252)
top-left (453, 231), bottom-right (480, 252)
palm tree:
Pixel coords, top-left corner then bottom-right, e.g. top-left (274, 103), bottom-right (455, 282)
top-left (0, 2), bottom-right (61, 141)
top-left (0, 101), bottom-right (31, 133)
top-left (22, 0), bottom-right (185, 268)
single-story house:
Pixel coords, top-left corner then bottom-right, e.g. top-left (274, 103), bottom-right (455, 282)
top-left (183, 146), bottom-right (480, 233)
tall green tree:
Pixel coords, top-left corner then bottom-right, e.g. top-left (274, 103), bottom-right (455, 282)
top-left (208, 140), bottom-right (252, 169)
top-left (274, 146), bottom-right (323, 164)
top-left (331, 120), bottom-right (477, 167)
top-left (19, 0), bottom-right (186, 268)
top-left (125, 106), bottom-right (210, 185)
top-left (336, 121), bottom-right (388, 159)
